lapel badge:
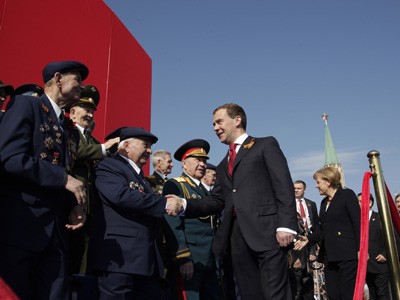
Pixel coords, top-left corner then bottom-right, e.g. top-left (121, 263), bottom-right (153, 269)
top-left (55, 133), bottom-right (62, 144)
top-left (44, 137), bottom-right (55, 149)
top-left (40, 152), bottom-right (48, 160)
top-left (41, 103), bottom-right (49, 113)
top-left (52, 152), bottom-right (60, 165)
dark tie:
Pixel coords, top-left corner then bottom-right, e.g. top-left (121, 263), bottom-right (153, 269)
top-left (298, 199), bottom-right (308, 229)
top-left (228, 143), bottom-right (237, 176)
top-left (59, 113), bottom-right (66, 129)
top-left (83, 129), bottom-right (90, 140)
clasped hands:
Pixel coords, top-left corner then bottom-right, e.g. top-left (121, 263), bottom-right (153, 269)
top-left (165, 194), bottom-right (184, 216)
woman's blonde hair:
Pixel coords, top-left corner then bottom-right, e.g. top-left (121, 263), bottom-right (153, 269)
top-left (313, 166), bottom-right (341, 188)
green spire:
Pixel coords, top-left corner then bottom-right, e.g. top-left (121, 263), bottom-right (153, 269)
top-left (323, 114), bottom-right (339, 164)
top-left (322, 113), bottom-right (346, 187)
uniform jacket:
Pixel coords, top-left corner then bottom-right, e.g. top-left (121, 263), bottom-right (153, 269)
top-left (163, 173), bottom-right (215, 269)
top-left (319, 187), bottom-right (360, 262)
top-left (71, 130), bottom-right (102, 215)
top-left (0, 94), bottom-right (79, 252)
top-left (89, 154), bottom-right (167, 276)
top-left (146, 171), bottom-right (166, 195)
top-left (185, 136), bottom-right (297, 256)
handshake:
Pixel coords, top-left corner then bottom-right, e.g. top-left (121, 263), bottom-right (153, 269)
top-left (165, 195), bottom-right (184, 216)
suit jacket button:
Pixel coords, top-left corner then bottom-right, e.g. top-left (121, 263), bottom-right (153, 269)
top-left (337, 231), bottom-right (341, 235)
top-left (232, 189), bottom-right (236, 192)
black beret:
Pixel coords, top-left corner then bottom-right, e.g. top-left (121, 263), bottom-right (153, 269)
top-left (206, 163), bottom-right (217, 170)
top-left (105, 127), bottom-right (158, 144)
top-left (68, 85), bottom-right (100, 111)
top-left (14, 84), bottom-right (44, 97)
top-left (42, 61), bottom-right (89, 83)
top-left (174, 139), bottom-right (210, 161)
top-left (0, 81), bottom-right (14, 96)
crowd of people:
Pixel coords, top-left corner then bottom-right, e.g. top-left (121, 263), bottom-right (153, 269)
top-left (0, 61), bottom-right (399, 300)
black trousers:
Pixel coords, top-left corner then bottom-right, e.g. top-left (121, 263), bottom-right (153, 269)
top-left (97, 271), bottom-right (162, 300)
top-left (230, 219), bottom-right (292, 300)
top-left (0, 232), bottom-right (69, 300)
top-left (325, 259), bottom-right (358, 300)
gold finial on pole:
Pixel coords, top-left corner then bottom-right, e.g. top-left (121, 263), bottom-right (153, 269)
top-left (367, 150), bottom-right (400, 298)
top-left (322, 113), bottom-right (328, 125)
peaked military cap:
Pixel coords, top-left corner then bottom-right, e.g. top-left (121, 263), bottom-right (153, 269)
top-left (105, 127), bottom-right (158, 144)
top-left (0, 81), bottom-right (14, 96)
top-left (42, 61), bottom-right (89, 83)
top-left (67, 85), bottom-right (100, 112)
top-left (206, 163), bottom-right (217, 170)
top-left (174, 139), bottom-right (210, 161)
top-left (14, 84), bottom-right (44, 97)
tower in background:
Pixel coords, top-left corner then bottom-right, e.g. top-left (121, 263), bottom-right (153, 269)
top-left (322, 113), bottom-right (346, 188)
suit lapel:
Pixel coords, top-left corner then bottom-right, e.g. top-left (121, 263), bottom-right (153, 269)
top-left (231, 136), bottom-right (254, 175)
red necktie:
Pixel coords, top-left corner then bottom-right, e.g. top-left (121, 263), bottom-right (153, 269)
top-left (298, 199), bottom-right (308, 229)
top-left (228, 143), bottom-right (237, 176)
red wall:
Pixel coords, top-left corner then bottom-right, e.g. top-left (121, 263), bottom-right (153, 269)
top-left (0, 0), bottom-right (152, 142)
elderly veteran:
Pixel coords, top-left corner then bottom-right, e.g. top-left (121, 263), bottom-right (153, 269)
top-left (67, 84), bottom-right (120, 275)
top-left (88, 127), bottom-right (183, 300)
top-left (163, 139), bottom-right (223, 300)
top-left (0, 61), bottom-right (88, 299)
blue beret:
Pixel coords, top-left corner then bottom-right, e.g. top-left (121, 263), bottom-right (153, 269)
top-left (174, 139), bottom-right (210, 161)
top-left (206, 163), bottom-right (217, 170)
top-left (42, 61), bottom-right (89, 83)
top-left (105, 127), bottom-right (158, 144)
top-left (0, 80), bottom-right (14, 96)
top-left (14, 84), bottom-right (44, 97)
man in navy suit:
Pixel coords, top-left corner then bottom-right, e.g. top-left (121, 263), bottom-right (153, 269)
top-left (289, 180), bottom-right (320, 300)
top-left (0, 61), bottom-right (89, 299)
top-left (357, 193), bottom-right (390, 299)
top-left (88, 127), bottom-right (183, 299)
top-left (184, 103), bottom-right (298, 300)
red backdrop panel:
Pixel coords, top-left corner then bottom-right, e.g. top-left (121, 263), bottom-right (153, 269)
top-left (0, 0), bottom-right (152, 143)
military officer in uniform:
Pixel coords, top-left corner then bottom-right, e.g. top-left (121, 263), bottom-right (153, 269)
top-left (68, 84), bottom-right (120, 274)
top-left (163, 139), bottom-right (223, 300)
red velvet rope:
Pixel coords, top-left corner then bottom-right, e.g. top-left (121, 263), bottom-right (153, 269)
top-left (353, 172), bottom-right (373, 300)
top-left (0, 277), bottom-right (19, 300)
top-left (385, 183), bottom-right (400, 236)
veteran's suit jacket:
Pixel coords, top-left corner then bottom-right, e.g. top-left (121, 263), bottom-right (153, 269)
top-left (185, 136), bottom-right (297, 256)
top-left (319, 187), bottom-right (360, 262)
top-left (0, 94), bottom-right (79, 252)
top-left (89, 154), bottom-right (167, 277)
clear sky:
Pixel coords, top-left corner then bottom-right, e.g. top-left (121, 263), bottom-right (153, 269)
top-left (104, 0), bottom-right (400, 208)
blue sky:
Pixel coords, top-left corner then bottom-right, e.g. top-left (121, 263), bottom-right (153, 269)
top-left (104, 0), bottom-right (400, 208)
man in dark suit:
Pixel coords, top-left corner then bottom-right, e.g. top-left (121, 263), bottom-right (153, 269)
top-left (184, 103), bottom-right (297, 300)
top-left (88, 127), bottom-right (183, 299)
top-left (289, 180), bottom-right (320, 300)
top-left (163, 139), bottom-right (223, 300)
top-left (357, 193), bottom-right (390, 299)
top-left (0, 61), bottom-right (88, 299)
top-left (68, 84), bottom-right (120, 275)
